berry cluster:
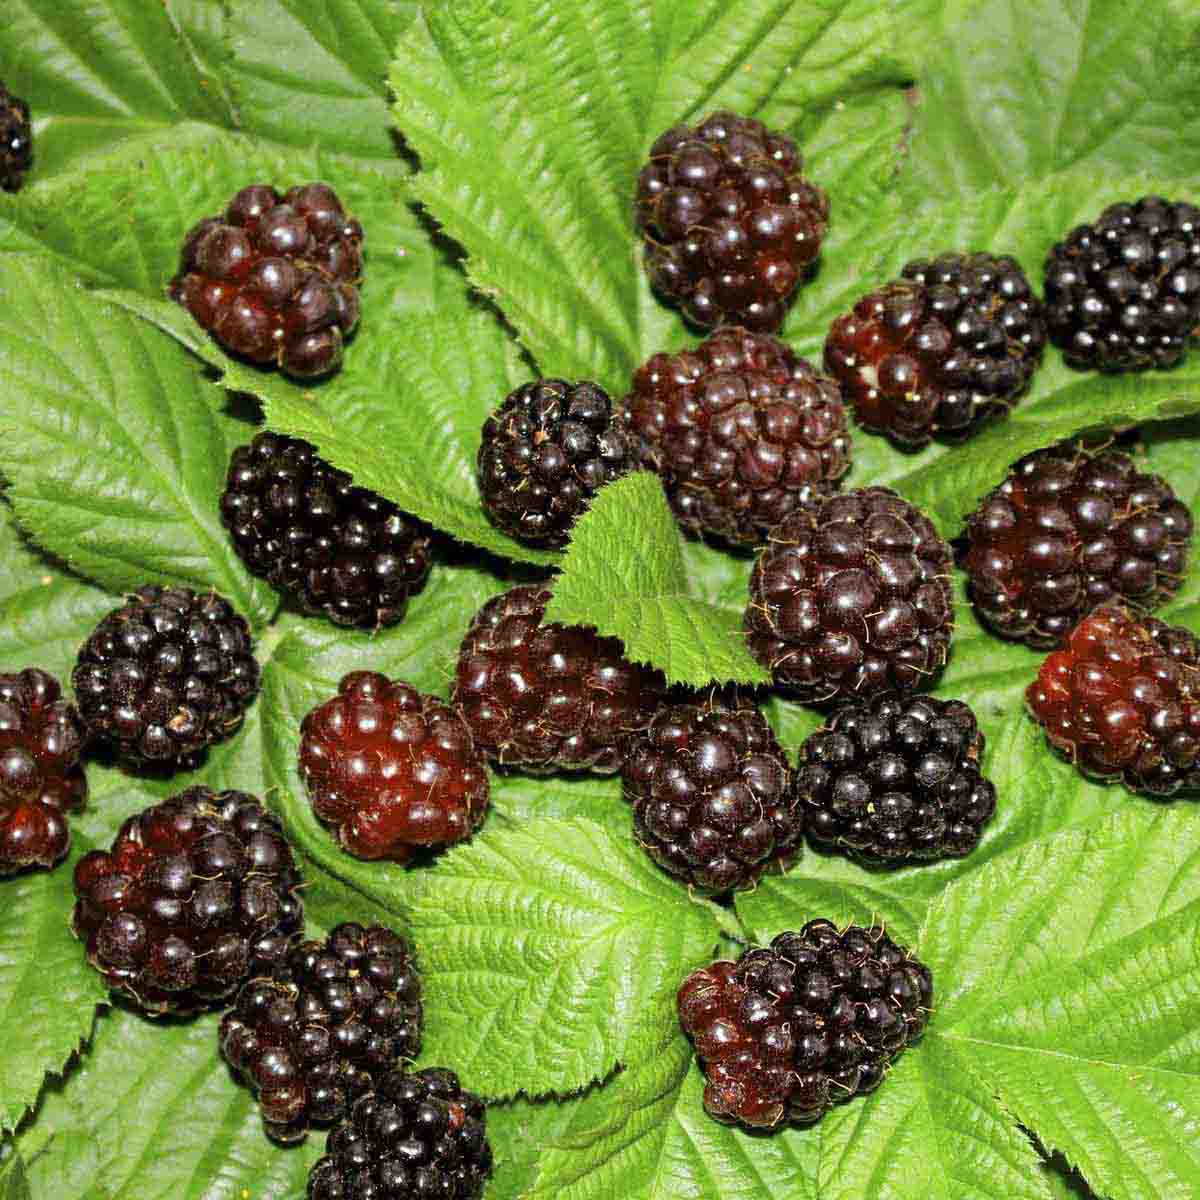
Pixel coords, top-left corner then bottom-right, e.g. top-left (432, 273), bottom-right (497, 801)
top-left (0, 81), bottom-right (32, 192)
top-left (220, 922), bottom-right (423, 1143)
top-left (678, 921), bottom-right (932, 1128)
top-left (221, 432), bottom-right (432, 629)
top-left (962, 446), bottom-right (1193, 648)
top-left (1027, 602), bottom-right (1200, 796)
top-left (637, 111), bottom-right (829, 331)
top-left (170, 183), bottom-right (363, 379)
top-left (622, 326), bottom-right (851, 545)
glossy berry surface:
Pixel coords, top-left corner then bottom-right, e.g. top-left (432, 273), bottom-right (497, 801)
top-left (824, 252), bottom-right (1046, 448)
top-left (307, 1067), bottom-right (492, 1200)
top-left (622, 326), bottom-right (851, 545)
top-left (299, 672), bottom-right (489, 862)
top-left (478, 378), bottom-right (632, 548)
top-left (72, 787), bottom-right (304, 1014)
top-left (637, 110), bottom-right (828, 331)
top-left (220, 922), bottom-right (423, 1144)
top-left (221, 432), bottom-right (431, 629)
top-left (453, 584), bottom-right (666, 773)
top-left (0, 669), bottom-right (87, 874)
top-left (1027, 602), bottom-right (1200, 796)
top-left (622, 694), bottom-right (801, 892)
top-left (1044, 196), bottom-right (1200, 372)
top-left (796, 694), bottom-right (995, 862)
top-left (745, 488), bottom-right (954, 703)
top-left (0, 81), bottom-right (32, 192)
top-left (169, 182), bottom-right (363, 379)
top-left (72, 585), bottom-right (259, 766)
top-left (962, 446), bottom-right (1193, 648)
top-left (678, 920), bottom-right (932, 1129)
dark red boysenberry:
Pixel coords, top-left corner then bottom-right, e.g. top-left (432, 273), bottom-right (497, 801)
top-left (824, 252), bottom-right (1046, 448)
top-left (299, 672), bottom-right (489, 862)
top-left (1044, 197), bottom-right (1200, 372)
top-left (796, 693), bottom-right (995, 862)
top-left (678, 920), bottom-right (932, 1129)
top-left (637, 111), bottom-right (828, 332)
top-left (621, 693), bottom-right (801, 892)
top-left (452, 585), bottom-right (666, 773)
top-left (622, 326), bottom-right (850, 545)
top-left (745, 488), bottom-right (954, 703)
top-left (477, 379), bottom-right (632, 548)
top-left (0, 82), bottom-right (32, 192)
top-left (221, 431), bottom-right (431, 629)
top-left (962, 445), bottom-right (1193, 648)
top-left (169, 182), bottom-right (363, 379)
top-left (0, 669), bottom-right (86, 874)
top-left (220, 922), bottom-right (423, 1144)
top-left (1027, 602), bottom-right (1200, 796)
top-left (72, 787), bottom-right (304, 1015)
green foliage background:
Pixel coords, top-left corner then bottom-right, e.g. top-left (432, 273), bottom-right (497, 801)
top-left (1, 2), bottom-right (1200, 1197)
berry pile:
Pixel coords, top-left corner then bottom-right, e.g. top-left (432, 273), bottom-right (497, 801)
top-left (745, 488), bottom-right (954, 703)
top-left (453, 584), bottom-right (666, 773)
top-left (221, 432), bottom-right (432, 629)
top-left (0, 669), bottom-right (86, 873)
top-left (962, 445), bottom-right (1193, 648)
top-left (0, 81), bottom-right (31, 192)
top-left (170, 182), bottom-right (363, 378)
top-left (678, 921), bottom-right (932, 1128)
top-left (1044, 197), bottom-right (1200, 372)
top-left (299, 671), bottom-right (489, 861)
top-left (478, 378), bottom-right (632, 548)
top-left (622, 326), bottom-right (851, 545)
top-left (824, 252), bottom-right (1046, 447)
top-left (307, 1068), bottom-right (492, 1200)
top-left (72, 586), bottom-right (259, 766)
top-left (72, 788), bottom-right (304, 1014)
top-left (636, 111), bottom-right (828, 331)
top-left (796, 694), bottom-right (996, 862)
top-left (1027, 602), bottom-right (1200, 796)
top-left (220, 922), bottom-right (423, 1143)
top-left (621, 693), bottom-right (802, 892)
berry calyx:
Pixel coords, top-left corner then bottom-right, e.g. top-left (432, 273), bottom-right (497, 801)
top-left (1027, 601), bottom-right (1200, 796)
top-left (961, 444), bottom-right (1193, 648)
top-left (637, 110), bottom-right (828, 332)
top-left (477, 378), bottom-right (632, 549)
top-left (622, 326), bottom-right (851, 545)
top-left (299, 672), bottom-right (489, 862)
top-left (824, 252), bottom-right (1046, 448)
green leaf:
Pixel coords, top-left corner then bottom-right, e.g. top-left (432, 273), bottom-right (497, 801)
top-left (0, 1152), bottom-right (30, 1200)
top-left (0, 255), bottom-right (275, 625)
top-left (545, 472), bottom-right (770, 687)
top-left (407, 817), bottom-right (722, 1100)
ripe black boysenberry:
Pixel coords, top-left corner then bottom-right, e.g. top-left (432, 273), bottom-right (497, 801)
top-left (0, 82), bottom-right (32, 192)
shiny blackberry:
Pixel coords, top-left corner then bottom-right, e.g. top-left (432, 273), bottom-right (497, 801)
top-left (0, 82), bottom-right (32, 192)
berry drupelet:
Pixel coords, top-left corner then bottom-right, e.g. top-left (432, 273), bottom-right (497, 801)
top-left (621, 693), bottom-right (802, 892)
top-left (961, 445), bottom-right (1193, 649)
top-left (477, 378), bottom-right (632, 549)
top-left (678, 920), bottom-right (932, 1129)
top-left (170, 182), bottom-right (363, 379)
top-left (452, 584), bottom-right (666, 774)
top-left (299, 672), bottom-right (489, 862)
top-left (220, 922), bottom-right (423, 1144)
top-left (824, 252), bottom-right (1046, 448)
top-left (745, 488), bottom-right (954, 704)
top-left (796, 694), bottom-right (996, 863)
top-left (1027, 602), bottom-right (1200, 797)
top-left (307, 1067), bottom-right (492, 1200)
top-left (637, 110), bottom-right (828, 332)
top-left (0, 669), bottom-right (87, 874)
top-left (622, 326), bottom-right (851, 546)
top-left (221, 431), bottom-right (431, 629)
top-left (72, 585), bottom-right (259, 767)
top-left (1044, 197), bottom-right (1200, 372)
top-left (0, 81), bottom-right (32, 192)
top-left (72, 787), bottom-right (304, 1015)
